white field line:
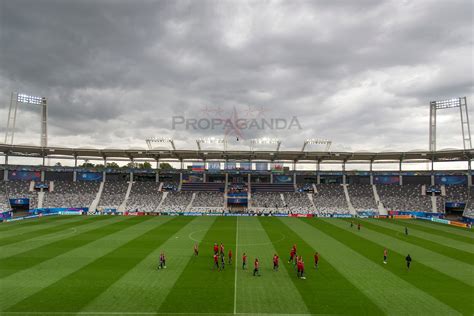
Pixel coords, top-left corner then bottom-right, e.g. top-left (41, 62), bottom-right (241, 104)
top-left (233, 216), bottom-right (239, 315)
top-left (0, 313), bottom-right (313, 315)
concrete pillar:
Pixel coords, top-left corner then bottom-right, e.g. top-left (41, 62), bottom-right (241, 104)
top-left (316, 160), bottom-right (320, 184)
top-left (247, 173), bottom-right (251, 184)
top-left (3, 155), bottom-right (8, 181)
top-left (103, 158), bottom-right (107, 182)
top-left (399, 160), bottom-right (403, 185)
top-left (270, 173), bottom-right (273, 184)
top-left (41, 170), bottom-right (45, 182)
top-left (179, 172), bottom-right (183, 184)
top-left (73, 156), bottom-right (77, 182)
top-left (369, 160), bottom-right (374, 185)
top-left (293, 172), bottom-right (297, 186)
top-left (468, 160), bottom-right (472, 187)
top-left (342, 161), bottom-right (346, 185)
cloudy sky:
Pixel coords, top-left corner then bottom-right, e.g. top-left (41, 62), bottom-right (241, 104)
top-left (0, 0), bottom-right (473, 152)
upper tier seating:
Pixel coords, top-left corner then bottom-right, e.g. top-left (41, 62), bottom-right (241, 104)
top-left (251, 183), bottom-right (294, 192)
top-left (181, 182), bottom-right (224, 192)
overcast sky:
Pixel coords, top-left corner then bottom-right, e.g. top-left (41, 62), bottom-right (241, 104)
top-left (0, 0), bottom-right (473, 153)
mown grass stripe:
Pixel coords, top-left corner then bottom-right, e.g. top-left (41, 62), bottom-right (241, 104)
top-left (283, 218), bottom-right (459, 316)
top-left (357, 219), bottom-right (474, 265)
top-left (233, 217), bottom-right (308, 314)
top-left (0, 216), bottom-right (136, 278)
top-left (0, 215), bottom-right (79, 234)
top-left (0, 217), bottom-right (122, 260)
top-left (321, 218), bottom-right (474, 315)
top-left (390, 219), bottom-right (474, 243)
top-left (0, 215), bottom-right (108, 246)
top-left (369, 218), bottom-right (474, 253)
top-left (81, 216), bottom-right (217, 313)
top-left (158, 217), bottom-right (237, 314)
top-left (408, 219), bottom-right (474, 238)
top-left (7, 216), bottom-right (193, 313)
top-left (338, 219), bottom-right (474, 287)
top-left (260, 217), bottom-right (382, 315)
top-left (0, 216), bottom-right (172, 312)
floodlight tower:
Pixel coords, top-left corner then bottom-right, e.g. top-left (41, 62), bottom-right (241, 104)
top-left (4, 92), bottom-right (48, 147)
top-left (249, 137), bottom-right (281, 151)
top-left (196, 137), bottom-right (227, 151)
top-left (145, 137), bottom-right (176, 150)
top-left (302, 138), bottom-right (332, 151)
top-left (429, 97), bottom-right (472, 151)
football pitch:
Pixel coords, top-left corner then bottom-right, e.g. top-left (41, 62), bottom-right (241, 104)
top-left (0, 215), bottom-right (473, 316)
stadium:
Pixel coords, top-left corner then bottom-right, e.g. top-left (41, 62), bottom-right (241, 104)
top-left (1, 1), bottom-right (473, 315)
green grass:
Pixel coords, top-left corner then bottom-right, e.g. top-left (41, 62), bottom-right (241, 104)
top-left (0, 215), bottom-right (472, 315)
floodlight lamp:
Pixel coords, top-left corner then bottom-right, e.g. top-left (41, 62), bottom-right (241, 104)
top-left (17, 93), bottom-right (43, 105)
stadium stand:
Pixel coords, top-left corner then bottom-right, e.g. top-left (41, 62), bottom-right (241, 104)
top-left (7, 181), bottom-right (38, 209)
top-left (98, 181), bottom-right (128, 210)
top-left (161, 191), bottom-right (193, 212)
top-left (313, 184), bottom-right (348, 214)
top-left (43, 180), bottom-right (100, 208)
top-left (251, 192), bottom-right (284, 208)
top-left (377, 184), bottom-right (432, 212)
top-left (462, 187), bottom-right (474, 218)
top-left (348, 184), bottom-right (377, 212)
top-left (283, 192), bottom-right (314, 213)
top-left (192, 192), bottom-right (224, 208)
top-left (0, 182), bottom-right (9, 211)
top-left (125, 181), bottom-right (162, 212)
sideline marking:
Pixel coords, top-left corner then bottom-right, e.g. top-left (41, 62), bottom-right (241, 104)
top-left (233, 217), bottom-right (239, 315)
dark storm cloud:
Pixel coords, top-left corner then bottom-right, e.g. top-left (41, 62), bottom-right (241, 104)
top-left (0, 0), bottom-right (472, 151)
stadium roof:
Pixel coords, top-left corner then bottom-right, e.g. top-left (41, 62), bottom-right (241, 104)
top-left (0, 144), bottom-right (472, 163)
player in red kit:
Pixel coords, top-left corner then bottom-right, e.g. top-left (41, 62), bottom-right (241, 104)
top-left (288, 248), bottom-right (296, 263)
top-left (228, 249), bottom-right (232, 264)
top-left (242, 253), bottom-right (247, 270)
top-left (158, 252), bottom-right (166, 269)
top-left (314, 252), bottom-right (319, 269)
top-left (273, 254), bottom-right (279, 271)
top-left (253, 258), bottom-right (260, 276)
top-left (220, 243), bottom-right (225, 256)
top-left (213, 254), bottom-right (219, 270)
top-left (292, 244), bottom-right (297, 254)
top-left (298, 258), bottom-right (305, 279)
top-left (213, 243), bottom-right (219, 255)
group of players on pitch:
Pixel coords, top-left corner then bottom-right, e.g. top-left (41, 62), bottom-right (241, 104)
top-left (158, 222), bottom-right (413, 272)
top-left (206, 242), bottom-right (318, 280)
